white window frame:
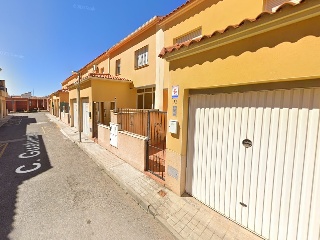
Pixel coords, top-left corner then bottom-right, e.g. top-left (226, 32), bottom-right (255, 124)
top-left (135, 45), bottom-right (149, 69)
top-left (137, 86), bottom-right (155, 109)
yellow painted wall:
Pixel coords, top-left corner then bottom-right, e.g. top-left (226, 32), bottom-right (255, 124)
top-left (161, 0), bottom-right (264, 95)
top-left (162, 0), bottom-right (263, 46)
top-left (108, 25), bottom-right (157, 88)
top-left (60, 92), bottom-right (69, 103)
top-left (68, 79), bottom-right (136, 135)
top-left (91, 80), bottom-right (136, 108)
top-left (167, 16), bottom-right (320, 155)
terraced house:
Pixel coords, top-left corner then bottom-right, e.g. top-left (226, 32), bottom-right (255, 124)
top-left (159, 0), bottom-right (320, 239)
top-left (50, 0), bottom-right (320, 239)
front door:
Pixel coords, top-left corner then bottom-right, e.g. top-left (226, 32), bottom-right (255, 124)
top-left (73, 102), bottom-right (78, 129)
top-left (92, 102), bottom-right (99, 138)
top-left (82, 102), bottom-right (90, 136)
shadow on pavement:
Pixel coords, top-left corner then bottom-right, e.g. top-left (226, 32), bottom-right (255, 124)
top-left (0, 115), bottom-right (52, 239)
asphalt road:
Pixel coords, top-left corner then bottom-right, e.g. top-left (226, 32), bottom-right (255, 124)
top-left (0, 112), bottom-right (174, 240)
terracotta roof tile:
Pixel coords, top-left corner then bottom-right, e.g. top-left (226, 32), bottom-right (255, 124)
top-left (85, 73), bottom-right (132, 82)
top-left (159, 0), bottom-right (305, 58)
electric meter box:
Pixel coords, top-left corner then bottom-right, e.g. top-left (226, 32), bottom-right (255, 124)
top-left (169, 120), bottom-right (178, 134)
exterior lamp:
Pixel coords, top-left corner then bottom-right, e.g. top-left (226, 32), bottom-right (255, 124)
top-left (72, 70), bottom-right (81, 142)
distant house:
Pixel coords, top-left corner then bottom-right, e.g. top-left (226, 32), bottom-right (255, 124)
top-left (6, 92), bottom-right (48, 113)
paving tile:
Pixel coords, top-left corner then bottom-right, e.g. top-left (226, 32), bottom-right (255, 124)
top-left (187, 220), bottom-right (197, 230)
top-left (173, 224), bottom-right (183, 233)
top-left (193, 223), bottom-right (205, 236)
top-left (210, 234), bottom-right (223, 240)
top-left (200, 228), bottom-right (214, 240)
top-left (176, 209), bottom-right (187, 220)
top-left (181, 216), bottom-right (191, 225)
top-left (181, 225), bottom-right (193, 236)
top-left (169, 216), bottom-right (179, 224)
top-left (190, 218), bottom-right (200, 226)
top-left (167, 218), bottom-right (176, 227)
top-left (214, 223), bottom-right (227, 239)
top-left (175, 220), bottom-right (186, 230)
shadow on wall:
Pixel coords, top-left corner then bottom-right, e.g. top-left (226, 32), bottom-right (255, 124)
top-left (170, 16), bottom-right (320, 70)
top-left (0, 116), bottom-right (52, 240)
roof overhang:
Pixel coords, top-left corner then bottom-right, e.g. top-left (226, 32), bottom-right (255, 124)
top-left (67, 74), bottom-right (132, 90)
top-left (160, 0), bottom-right (320, 61)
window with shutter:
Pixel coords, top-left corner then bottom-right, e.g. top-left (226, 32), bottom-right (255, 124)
top-left (175, 27), bottom-right (202, 44)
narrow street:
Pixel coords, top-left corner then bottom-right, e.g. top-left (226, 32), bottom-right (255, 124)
top-left (0, 112), bottom-right (174, 240)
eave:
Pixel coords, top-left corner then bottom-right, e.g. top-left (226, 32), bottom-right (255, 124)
top-left (67, 74), bottom-right (132, 90)
top-left (158, 0), bottom-right (206, 27)
top-left (161, 0), bottom-right (320, 61)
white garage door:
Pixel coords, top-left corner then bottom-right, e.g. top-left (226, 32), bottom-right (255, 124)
top-left (186, 88), bottom-right (320, 240)
top-left (73, 102), bottom-right (78, 129)
top-left (82, 102), bottom-right (90, 136)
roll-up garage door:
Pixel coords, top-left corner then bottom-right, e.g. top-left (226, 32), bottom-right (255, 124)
top-left (186, 88), bottom-right (320, 240)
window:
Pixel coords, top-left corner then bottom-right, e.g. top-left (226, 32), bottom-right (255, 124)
top-left (137, 87), bottom-right (155, 109)
top-left (135, 46), bottom-right (148, 69)
top-left (100, 67), bottom-right (104, 74)
top-left (115, 59), bottom-right (121, 75)
top-left (265, 0), bottom-right (300, 12)
top-left (175, 27), bottom-right (202, 44)
top-left (93, 64), bottom-right (98, 73)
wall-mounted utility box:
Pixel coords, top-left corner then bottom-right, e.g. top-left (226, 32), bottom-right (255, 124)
top-left (110, 122), bottom-right (119, 147)
top-left (169, 120), bottom-right (178, 134)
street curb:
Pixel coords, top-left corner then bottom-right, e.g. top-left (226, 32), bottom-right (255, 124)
top-left (155, 215), bottom-right (184, 240)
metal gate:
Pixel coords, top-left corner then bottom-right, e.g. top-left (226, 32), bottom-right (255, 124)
top-left (146, 110), bottom-right (167, 180)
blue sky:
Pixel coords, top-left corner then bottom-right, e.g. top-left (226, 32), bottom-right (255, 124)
top-left (0, 0), bottom-right (186, 96)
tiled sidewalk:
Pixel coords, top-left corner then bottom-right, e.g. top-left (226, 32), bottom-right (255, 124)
top-left (48, 114), bottom-right (262, 240)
